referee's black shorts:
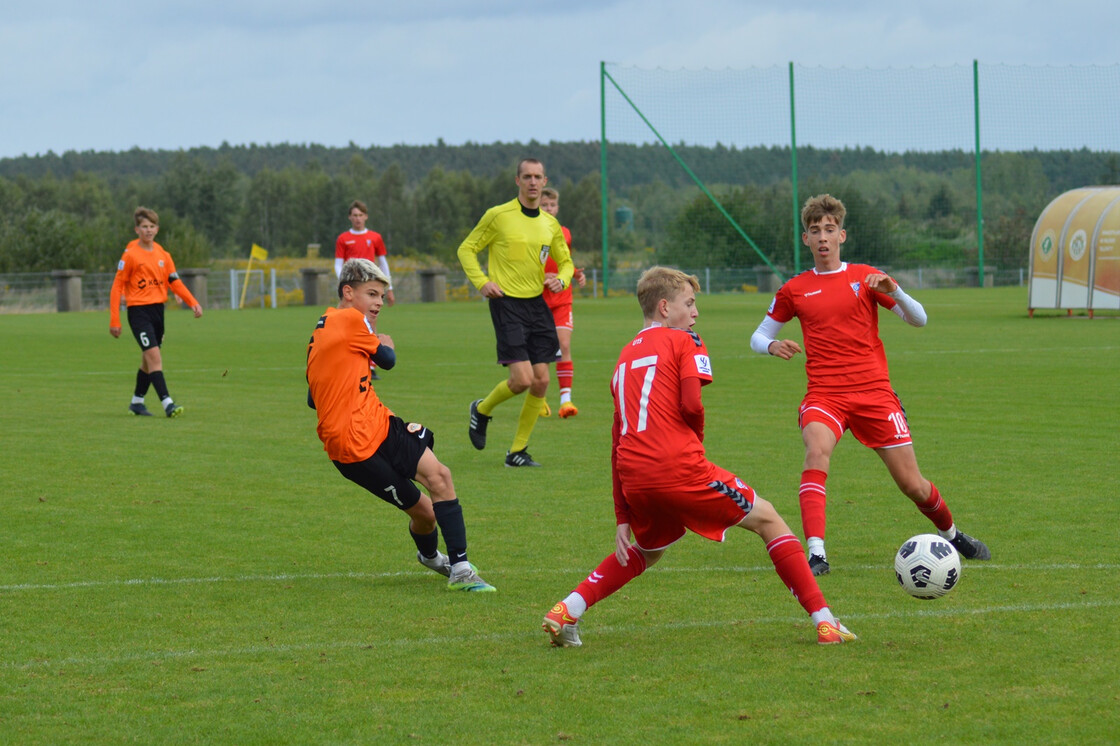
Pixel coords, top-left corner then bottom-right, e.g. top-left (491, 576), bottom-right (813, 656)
top-left (488, 294), bottom-right (559, 366)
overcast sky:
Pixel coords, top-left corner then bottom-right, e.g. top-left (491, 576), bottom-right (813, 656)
top-left (2, 0), bottom-right (1119, 159)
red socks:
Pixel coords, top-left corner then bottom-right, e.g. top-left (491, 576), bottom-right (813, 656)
top-left (799, 468), bottom-right (828, 540)
top-left (557, 360), bottom-right (573, 395)
top-left (574, 545), bottom-right (647, 609)
top-left (766, 534), bottom-right (826, 614)
top-left (917, 482), bottom-right (954, 531)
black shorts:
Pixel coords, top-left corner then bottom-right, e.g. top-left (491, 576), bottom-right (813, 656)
top-left (332, 417), bottom-right (434, 510)
top-left (127, 304), bottom-right (165, 351)
top-left (489, 295), bottom-right (560, 366)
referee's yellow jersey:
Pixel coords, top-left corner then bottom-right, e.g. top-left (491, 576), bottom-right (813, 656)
top-left (458, 198), bottom-right (574, 298)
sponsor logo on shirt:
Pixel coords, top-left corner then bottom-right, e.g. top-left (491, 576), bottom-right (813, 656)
top-left (804, 290), bottom-right (822, 297)
top-left (694, 354), bottom-right (712, 376)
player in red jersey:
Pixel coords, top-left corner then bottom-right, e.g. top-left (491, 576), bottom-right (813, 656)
top-left (542, 266), bottom-right (855, 647)
top-left (109, 207), bottom-right (203, 418)
top-left (336, 200), bottom-right (393, 380)
top-left (335, 200), bottom-right (394, 305)
top-left (750, 194), bottom-right (990, 576)
top-left (539, 187), bottom-right (586, 418)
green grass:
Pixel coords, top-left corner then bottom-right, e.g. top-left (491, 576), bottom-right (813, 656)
top-left (1, 288), bottom-right (1118, 745)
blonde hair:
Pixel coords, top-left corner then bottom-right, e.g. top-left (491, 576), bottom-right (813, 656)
top-left (338, 258), bottom-right (389, 297)
top-left (801, 194), bottom-right (846, 231)
top-left (541, 187), bottom-right (559, 200)
top-left (636, 266), bottom-right (700, 319)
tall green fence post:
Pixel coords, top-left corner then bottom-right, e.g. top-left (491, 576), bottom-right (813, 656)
top-left (974, 59), bottom-right (985, 287)
top-left (600, 61), bottom-right (610, 294)
top-left (789, 61), bottom-right (800, 275)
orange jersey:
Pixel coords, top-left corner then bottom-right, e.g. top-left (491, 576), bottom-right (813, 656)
top-left (306, 306), bottom-right (393, 463)
top-left (109, 240), bottom-right (199, 326)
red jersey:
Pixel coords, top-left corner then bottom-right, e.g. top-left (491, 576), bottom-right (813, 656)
top-left (611, 325), bottom-right (714, 489)
top-left (544, 225), bottom-right (577, 309)
top-left (767, 262), bottom-right (898, 393)
top-left (109, 240), bottom-right (199, 327)
top-left (335, 229), bottom-right (387, 262)
top-left (306, 306), bottom-right (393, 463)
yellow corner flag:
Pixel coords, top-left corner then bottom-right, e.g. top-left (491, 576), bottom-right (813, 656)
top-left (240, 243), bottom-right (268, 308)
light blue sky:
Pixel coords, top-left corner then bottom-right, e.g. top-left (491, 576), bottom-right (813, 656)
top-left (2, 0), bottom-right (1118, 159)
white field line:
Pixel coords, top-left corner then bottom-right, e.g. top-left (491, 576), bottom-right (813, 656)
top-left (1, 561), bottom-right (1115, 594)
top-left (3, 596), bottom-right (1116, 672)
top-left (3, 344), bottom-right (1118, 379)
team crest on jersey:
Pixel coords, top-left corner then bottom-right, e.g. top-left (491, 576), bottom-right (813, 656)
top-left (850, 282), bottom-right (861, 297)
top-left (158, 260), bottom-right (165, 268)
top-left (117, 260), bottom-right (125, 271)
top-left (539, 245), bottom-right (550, 264)
top-left (694, 354), bottom-right (712, 376)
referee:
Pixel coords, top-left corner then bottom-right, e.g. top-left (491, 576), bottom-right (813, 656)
top-left (458, 158), bottom-right (574, 467)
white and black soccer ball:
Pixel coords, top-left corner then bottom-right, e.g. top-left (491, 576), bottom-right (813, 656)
top-left (894, 533), bottom-right (960, 599)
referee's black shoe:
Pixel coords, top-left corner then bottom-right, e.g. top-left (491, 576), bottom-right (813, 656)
top-left (505, 449), bottom-right (542, 468)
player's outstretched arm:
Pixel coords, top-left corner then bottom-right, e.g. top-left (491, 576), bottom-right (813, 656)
top-left (751, 316), bottom-right (801, 359)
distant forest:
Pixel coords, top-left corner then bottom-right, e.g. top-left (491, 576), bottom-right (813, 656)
top-left (2, 140), bottom-right (1118, 273)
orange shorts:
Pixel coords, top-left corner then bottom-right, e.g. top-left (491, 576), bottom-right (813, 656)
top-left (624, 463), bottom-right (755, 551)
top-left (799, 388), bottom-right (913, 449)
top-left (549, 303), bottom-right (573, 330)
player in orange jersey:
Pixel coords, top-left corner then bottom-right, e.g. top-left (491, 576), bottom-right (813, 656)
top-left (542, 266), bottom-right (854, 647)
top-left (750, 194), bottom-right (990, 576)
top-left (539, 187), bottom-right (586, 418)
top-left (306, 258), bottom-right (495, 592)
top-left (109, 207), bottom-right (203, 418)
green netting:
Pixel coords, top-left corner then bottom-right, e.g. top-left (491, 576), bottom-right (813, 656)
top-left (601, 62), bottom-right (1120, 292)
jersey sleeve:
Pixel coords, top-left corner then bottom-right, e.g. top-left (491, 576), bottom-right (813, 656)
top-left (109, 251), bottom-right (131, 327)
top-left (456, 210), bottom-right (496, 290)
top-left (767, 284), bottom-right (795, 323)
top-left (549, 221), bottom-right (574, 289)
top-left (677, 330), bottom-right (714, 385)
top-left (165, 254), bottom-right (199, 308)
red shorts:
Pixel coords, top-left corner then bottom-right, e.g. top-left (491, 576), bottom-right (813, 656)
top-left (624, 463), bottom-right (755, 551)
top-left (799, 388), bottom-right (913, 449)
top-left (549, 303), bottom-right (573, 330)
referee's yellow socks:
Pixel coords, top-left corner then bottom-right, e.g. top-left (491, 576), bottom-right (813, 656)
top-left (479, 380), bottom-right (516, 416)
top-left (512, 393), bottom-right (546, 452)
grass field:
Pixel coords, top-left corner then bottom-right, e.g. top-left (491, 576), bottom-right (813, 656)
top-left (1, 287), bottom-right (1117, 744)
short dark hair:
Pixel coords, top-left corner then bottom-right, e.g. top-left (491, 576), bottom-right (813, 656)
top-left (517, 158), bottom-right (545, 177)
top-left (348, 200), bottom-right (368, 215)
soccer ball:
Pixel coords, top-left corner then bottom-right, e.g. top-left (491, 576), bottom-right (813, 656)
top-left (894, 534), bottom-right (960, 599)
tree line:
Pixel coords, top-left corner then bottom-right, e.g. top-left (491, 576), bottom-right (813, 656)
top-left (1, 141), bottom-right (1116, 274)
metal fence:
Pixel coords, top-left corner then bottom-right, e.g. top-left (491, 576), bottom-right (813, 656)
top-left (0, 265), bottom-right (1028, 314)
